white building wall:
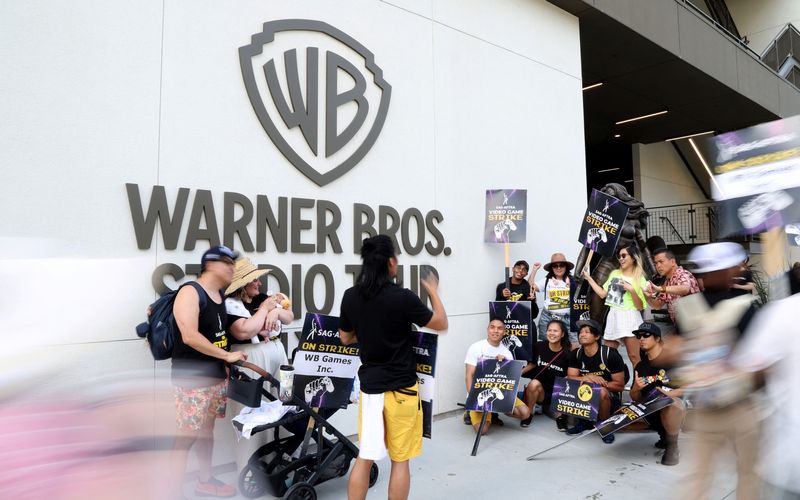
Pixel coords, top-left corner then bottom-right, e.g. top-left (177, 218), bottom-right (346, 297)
top-left (633, 142), bottom-right (709, 208)
top-left (727, 0), bottom-right (800, 54)
top-left (0, 0), bottom-right (585, 467)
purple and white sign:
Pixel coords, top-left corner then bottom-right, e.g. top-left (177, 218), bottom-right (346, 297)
top-left (489, 301), bottom-right (533, 361)
top-left (292, 313), bottom-right (360, 408)
top-left (465, 358), bottom-right (524, 414)
top-left (484, 189), bottom-right (527, 243)
top-left (578, 189), bottom-right (629, 257)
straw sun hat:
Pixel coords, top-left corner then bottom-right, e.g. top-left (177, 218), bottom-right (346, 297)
top-left (543, 252), bottom-right (575, 272)
top-left (224, 257), bottom-right (270, 295)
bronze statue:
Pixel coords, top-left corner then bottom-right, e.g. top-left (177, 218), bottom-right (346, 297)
top-left (573, 183), bottom-right (657, 322)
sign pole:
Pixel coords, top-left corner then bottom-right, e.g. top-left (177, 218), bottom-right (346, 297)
top-left (470, 410), bottom-right (489, 456)
top-left (504, 240), bottom-right (511, 290)
top-left (526, 429), bottom-right (598, 460)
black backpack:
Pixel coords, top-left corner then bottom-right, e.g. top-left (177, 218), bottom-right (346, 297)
top-left (577, 344), bottom-right (631, 384)
top-left (135, 282), bottom-right (207, 360)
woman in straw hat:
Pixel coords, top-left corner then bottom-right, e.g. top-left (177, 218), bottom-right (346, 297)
top-left (531, 253), bottom-right (577, 347)
top-left (225, 257), bottom-right (293, 381)
top-left (224, 256), bottom-right (293, 474)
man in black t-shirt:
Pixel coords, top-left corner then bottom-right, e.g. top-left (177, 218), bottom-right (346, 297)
top-left (566, 319), bottom-right (625, 443)
top-left (170, 245), bottom-right (247, 498)
top-left (495, 259), bottom-right (536, 302)
top-left (630, 322), bottom-right (685, 466)
top-left (339, 235), bottom-right (448, 500)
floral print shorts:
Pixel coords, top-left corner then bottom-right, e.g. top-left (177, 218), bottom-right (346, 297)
top-left (174, 380), bottom-right (228, 431)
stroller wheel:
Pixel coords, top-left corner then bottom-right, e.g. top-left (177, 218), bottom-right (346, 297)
top-left (285, 482), bottom-right (316, 500)
top-left (369, 463), bottom-right (379, 488)
top-left (238, 463), bottom-right (268, 499)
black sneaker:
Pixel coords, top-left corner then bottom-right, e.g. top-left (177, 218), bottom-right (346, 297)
top-left (463, 411), bottom-right (471, 425)
top-left (601, 433), bottom-right (615, 444)
top-left (492, 413), bottom-right (504, 426)
top-left (556, 415), bottom-right (568, 432)
top-left (520, 415), bottom-right (533, 428)
top-left (566, 420), bottom-right (588, 435)
top-left (654, 435), bottom-right (667, 449)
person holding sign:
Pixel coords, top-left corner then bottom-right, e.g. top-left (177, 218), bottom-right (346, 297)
top-left (581, 245), bottom-right (649, 368)
top-left (464, 319), bottom-right (531, 434)
top-left (495, 259), bottom-right (537, 306)
top-left (339, 235), bottom-right (448, 500)
top-left (629, 322), bottom-right (685, 466)
top-left (531, 253), bottom-right (576, 346)
top-left (566, 319), bottom-right (625, 443)
top-left (520, 319), bottom-right (571, 430)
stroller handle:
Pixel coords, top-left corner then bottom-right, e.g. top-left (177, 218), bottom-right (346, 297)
top-left (232, 360), bottom-right (278, 385)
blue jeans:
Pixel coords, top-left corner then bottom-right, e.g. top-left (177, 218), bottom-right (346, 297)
top-left (537, 309), bottom-right (576, 343)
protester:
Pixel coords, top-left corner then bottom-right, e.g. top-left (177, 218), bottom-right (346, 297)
top-left (566, 319), bottom-right (625, 443)
top-left (731, 293), bottom-right (800, 498)
top-left (224, 256), bottom-right (294, 473)
top-left (338, 235), bottom-right (448, 500)
top-left (677, 242), bottom-right (760, 500)
top-left (581, 245), bottom-right (648, 368)
top-left (647, 248), bottom-right (700, 326)
top-left (629, 322), bottom-right (685, 466)
top-left (169, 245), bottom-right (246, 499)
top-left (465, 319), bottom-right (531, 434)
top-left (495, 259), bottom-right (537, 305)
top-left (520, 319), bottom-right (571, 430)
top-left (531, 253), bottom-right (576, 346)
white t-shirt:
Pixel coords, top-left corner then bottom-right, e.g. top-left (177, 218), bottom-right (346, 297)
top-left (535, 277), bottom-right (570, 314)
top-left (731, 294), bottom-right (800, 492)
top-left (464, 339), bottom-right (513, 366)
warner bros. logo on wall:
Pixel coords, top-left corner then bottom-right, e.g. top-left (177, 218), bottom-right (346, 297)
top-left (239, 19), bottom-right (392, 187)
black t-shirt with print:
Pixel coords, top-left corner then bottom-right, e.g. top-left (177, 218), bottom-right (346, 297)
top-left (172, 285), bottom-right (230, 387)
top-left (568, 345), bottom-right (625, 382)
top-left (634, 353), bottom-right (678, 395)
top-left (530, 340), bottom-right (570, 403)
top-left (495, 280), bottom-right (531, 301)
top-left (339, 284), bottom-right (433, 394)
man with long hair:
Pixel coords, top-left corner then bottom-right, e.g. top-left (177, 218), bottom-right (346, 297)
top-left (339, 235), bottom-right (448, 500)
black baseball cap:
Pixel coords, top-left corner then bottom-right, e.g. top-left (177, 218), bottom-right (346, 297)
top-left (632, 322), bottom-right (662, 337)
top-left (576, 318), bottom-right (603, 336)
top-left (513, 260), bottom-right (529, 271)
top-left (201, 245), bottom-right (240, 266)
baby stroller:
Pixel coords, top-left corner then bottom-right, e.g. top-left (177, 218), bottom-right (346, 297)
top-left (229, 361), bottom-right (378, 499)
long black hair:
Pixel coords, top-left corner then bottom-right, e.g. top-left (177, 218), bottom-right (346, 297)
top-left (356, 234), bottom-right (396, 300)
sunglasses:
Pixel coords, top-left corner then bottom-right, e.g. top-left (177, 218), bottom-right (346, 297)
top-left (552, 263), bottom-right (566, 268)
top-left (633, 332), bottom-right (653, 339)
top-left (618, 254), bottom-right (629, 260)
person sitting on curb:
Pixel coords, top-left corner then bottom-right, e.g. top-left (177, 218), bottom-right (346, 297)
top-left (520, 319), bottom-right (571, 430)
top-left (566, 319), bottom-right (625, 443)
top-left (465, 319), bottom-right (531, 435)
top-left (629, 322), bottom-right (685, 465)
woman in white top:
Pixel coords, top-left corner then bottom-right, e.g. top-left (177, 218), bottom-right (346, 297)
top-left (531, 253), bottom-right (577, 347)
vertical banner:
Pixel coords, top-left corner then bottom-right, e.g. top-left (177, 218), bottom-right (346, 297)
top-left (569, 280), bottom-right (590, 332)
top-left (697, 115), bottom-right (800, 236)
top-left (549, 377), bottom-right (601, 421)
top-left (413, 331), bottom-right (438, 439)
top-left (292, 313), bottom-right (360, 408)
top-left (489, 301), bottom-right (533, 361)
top-left (484, 189), bottom-right (527, 243)
top-left (577, 189), bottom-right (629, 257)
top-left (465, 358), bottom-right (524, 414)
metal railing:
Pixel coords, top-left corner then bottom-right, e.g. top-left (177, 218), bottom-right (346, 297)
top-left (645, 202), bottom-right (718, 245)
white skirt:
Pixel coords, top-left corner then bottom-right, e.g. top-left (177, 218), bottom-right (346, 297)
top-left (604, 308), bottom-right (643, 341)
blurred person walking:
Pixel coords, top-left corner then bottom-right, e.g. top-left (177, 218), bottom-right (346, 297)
top-left (677, 242), bottom-right (760, 500)
top-left (731, 292), bottom-right (800, 498)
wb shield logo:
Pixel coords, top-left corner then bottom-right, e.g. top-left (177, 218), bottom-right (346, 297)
top-left (240, 20), bottom-right (391, 186)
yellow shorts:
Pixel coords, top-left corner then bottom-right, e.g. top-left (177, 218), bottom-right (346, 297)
top-left (358, 383), bottom-right (423, 462)
top-left (469, 397), bottom-right (525, 425)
